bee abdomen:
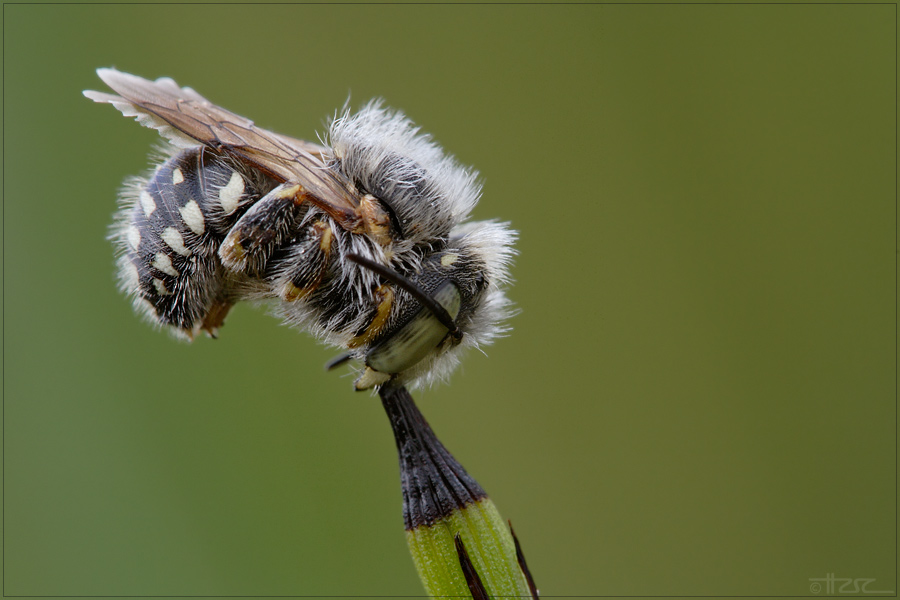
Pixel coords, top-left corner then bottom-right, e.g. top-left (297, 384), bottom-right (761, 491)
top-left (113, 147), bottom-right (273, 337)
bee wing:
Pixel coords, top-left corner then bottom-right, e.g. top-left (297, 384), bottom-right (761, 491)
top-left (85, 68), bottom-right (364, 231)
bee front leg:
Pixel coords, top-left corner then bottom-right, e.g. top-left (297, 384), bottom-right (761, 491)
top-left (348, 284), bottom-right (395, 348)
top-left (347, 282), bottom-right (398, 388)
top-left (218, 183), bottom-right (306, 274)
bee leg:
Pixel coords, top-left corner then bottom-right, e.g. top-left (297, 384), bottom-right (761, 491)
top-left (348, 283), bottom-right (397, 391)
top-left (348, 284), bottom-right (395, 348)
top-left (219, 183), bottom-right (304, 274)
top-left (324, 352), bottom-right (353, 371)
top-left (272, 219), bottom-right (335, 301)
top-left (199, 298), bottom-right (234, 338)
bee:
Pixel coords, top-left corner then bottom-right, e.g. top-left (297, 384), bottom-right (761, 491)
top-left (84, 69), bottom-right (515, 390)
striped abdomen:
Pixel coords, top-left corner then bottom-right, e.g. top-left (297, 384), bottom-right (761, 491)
top-left (113, 146), bottom-right (277, 337)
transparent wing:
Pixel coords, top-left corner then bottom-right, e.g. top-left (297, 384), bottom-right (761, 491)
top-left (85, 68), bottom-right (364, 231)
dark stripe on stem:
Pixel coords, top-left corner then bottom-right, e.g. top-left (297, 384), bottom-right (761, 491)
top-left (454, 533), bottom-right (490, 600)
top-left (510, 520), bottom-right (540, 599)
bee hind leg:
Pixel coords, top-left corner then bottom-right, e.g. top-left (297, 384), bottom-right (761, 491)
top-left (199, 298), bottom-right (234, 338)
top-left (219, 183), bottom-right (306, 275)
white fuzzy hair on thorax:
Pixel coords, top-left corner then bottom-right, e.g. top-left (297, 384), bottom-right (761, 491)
top-left (328, 101), bottom-right (481, 246)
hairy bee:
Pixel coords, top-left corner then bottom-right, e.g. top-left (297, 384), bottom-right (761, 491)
top-left (85, 69), bottom-right (515, 390)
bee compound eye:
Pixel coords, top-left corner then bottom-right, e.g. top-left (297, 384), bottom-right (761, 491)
top-left (365, 282), bottom-right (462, 377)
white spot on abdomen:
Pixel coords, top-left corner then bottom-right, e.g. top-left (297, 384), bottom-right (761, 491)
top-left (218, 171), bottom-right (245, 214)
top-left (178, 200), bottom-right (205, 235)
top-left (127, 225), bottom-right (141, 250)
top-left (172, 168), bottom-right (184, 184)
top-left (140, 191), bottom-right (157, 217)
top-left (152, 278), bottom-right (172, 296)
top-left (152, 252), bottom-right (179, 277)
top-left (161, 227), bottom-right (191, 256)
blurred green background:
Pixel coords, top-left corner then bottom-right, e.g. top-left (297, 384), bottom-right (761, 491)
top-left (3, 3), bottom-right (895, 599)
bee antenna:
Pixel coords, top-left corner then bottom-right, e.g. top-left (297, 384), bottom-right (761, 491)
top-left (346, 253), bottom-right (462, 341)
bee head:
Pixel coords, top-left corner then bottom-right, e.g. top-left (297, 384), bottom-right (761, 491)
top-left (349, 219), bottom-right (517, 391)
